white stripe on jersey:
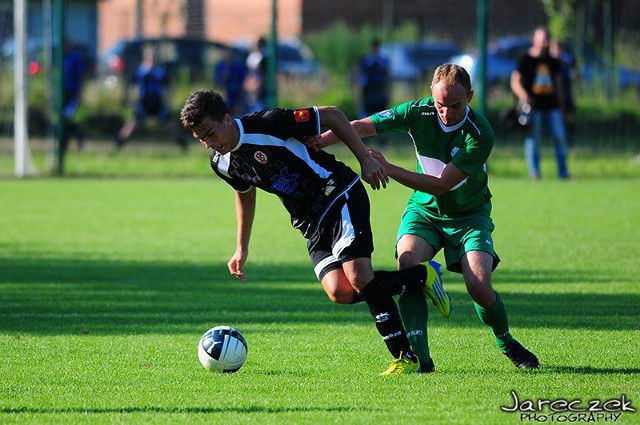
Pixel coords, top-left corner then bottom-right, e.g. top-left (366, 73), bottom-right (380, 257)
top-left (214, 152), bottom-right (232, 179)
top-left (216, 117), bottom-right (333, 180)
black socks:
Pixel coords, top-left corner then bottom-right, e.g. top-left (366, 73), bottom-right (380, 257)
top-left (349, 264), bottom-right (427, 303)
top-left (374, 264), bottom-right (427, 296)
top-left (358, 277), bottom-right (414, 359)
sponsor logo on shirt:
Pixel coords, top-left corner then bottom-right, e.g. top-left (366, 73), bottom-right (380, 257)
top-left (294, 109), bottom-right (310, 122)
top-left (270, 167), bottom-right (299, 195)
top-left (376, 109), bottom-right (394, 119)
top-left (323, 179), bottom-right (335, 196)
top-left (254, 151), bottom-right (268, 164)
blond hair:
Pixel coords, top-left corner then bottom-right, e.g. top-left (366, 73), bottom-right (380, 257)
top-left (431, 63), bottom-right (472, 95)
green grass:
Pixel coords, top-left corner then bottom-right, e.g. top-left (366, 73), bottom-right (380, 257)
top-left (1, 149), bottom-right (639, 424)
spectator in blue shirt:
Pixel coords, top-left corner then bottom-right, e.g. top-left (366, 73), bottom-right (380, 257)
top-left (359, 39), bottom-right (390, 118)
top-left (116, 46), bottom-right (187, 151)
top-left (62, 39), bottom-right (87, 151)
top-left (214, 47), bottom-right (248, 116)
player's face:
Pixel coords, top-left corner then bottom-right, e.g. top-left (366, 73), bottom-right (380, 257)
top-left (431, 82), bottom-right (472, 126)
top-left (192, 114), bottom-right (238, 154)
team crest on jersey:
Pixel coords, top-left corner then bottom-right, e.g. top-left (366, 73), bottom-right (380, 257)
top-left (294, 109), bottom-right (310, 122)
top-left (254, 150), bottom-right (268, 164)
top-left (450, 146), bottom-right (460, 158)
top-left (376, 109), bottom-right (394, 119)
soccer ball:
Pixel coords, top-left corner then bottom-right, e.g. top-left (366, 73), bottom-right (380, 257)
top-left (198, 325), bottom-right (248, 373)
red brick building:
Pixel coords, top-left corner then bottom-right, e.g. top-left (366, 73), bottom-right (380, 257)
top-left (95, 0), bottom-right (639, 56)
top-left (98, 0), bottom-right (302, 53)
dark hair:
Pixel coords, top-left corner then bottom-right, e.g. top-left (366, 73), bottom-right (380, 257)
top-left (180, 89), bottom-right (230, 130)
top-left (431, 63), bottom-right (472, 95)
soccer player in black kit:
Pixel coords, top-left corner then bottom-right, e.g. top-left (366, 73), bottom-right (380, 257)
top-left (180, 89), bottom-right (450, 374)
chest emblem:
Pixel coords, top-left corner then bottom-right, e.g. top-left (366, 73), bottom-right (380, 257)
top-left (254, 150), bottom-right (268, 164)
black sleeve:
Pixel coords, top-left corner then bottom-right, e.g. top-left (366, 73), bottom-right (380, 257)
top-left (241, 108), bottom-right (320, 141)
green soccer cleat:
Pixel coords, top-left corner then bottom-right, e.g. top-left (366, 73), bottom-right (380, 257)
top-left (424, 260), bottom-right (452, 318)
top-left (379, 353), bottom-right (420, 376)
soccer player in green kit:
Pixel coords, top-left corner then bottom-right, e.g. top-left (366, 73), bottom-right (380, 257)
top-left (311, 63), bottom-right (539, 371)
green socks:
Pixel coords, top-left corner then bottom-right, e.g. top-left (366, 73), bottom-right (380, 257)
top-left (397, 288), bottom-right (431, 363)
top-left (474, 292), bottom-right (514, 352)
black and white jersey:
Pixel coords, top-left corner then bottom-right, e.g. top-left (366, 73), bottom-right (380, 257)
top-left (211, 107), bottom-right (360, 238)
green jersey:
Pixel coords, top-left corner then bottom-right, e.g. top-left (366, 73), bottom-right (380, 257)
top-left (370, 97), bottom-right (494, 216)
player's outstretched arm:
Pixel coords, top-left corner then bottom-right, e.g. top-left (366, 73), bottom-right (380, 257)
top-left (306, 117), bottom-right (377, 151)
top-left (369, 148), bottom-right (468, 196)
top-left (228, 187), bottom-right (257, 281)
top-left (316, 107), bottom-right (388, 190)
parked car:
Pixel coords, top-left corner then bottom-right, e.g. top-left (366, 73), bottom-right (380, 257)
top-left (380, 41), bottom-right (461, 80)
top-left (1, 37), bottom-right (95, 76)
top-left (276, 41), bottom-right (321, 76)
top-left (99, 36), bottom-right (242, 88)
top-left (233, 39), bottom-right (321, 77)
top-left (450, 36), bottom-right (640, 90)
top-left (449, 36), bottom-right (531, 87)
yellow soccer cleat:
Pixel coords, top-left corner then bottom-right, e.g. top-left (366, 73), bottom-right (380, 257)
top-left (424, 260), bottom-right (452, 318)
top-left (379, 353), bottom-right (420, 376)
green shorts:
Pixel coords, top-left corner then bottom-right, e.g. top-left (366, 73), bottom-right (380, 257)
top-left (396, 201), bottom-right (500, 274)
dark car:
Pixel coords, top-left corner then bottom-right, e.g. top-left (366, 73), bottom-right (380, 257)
top-left (2, 37), bottom-right (95, 76)
top-left (450, 36), bottom-right (640, 90)
top-left (380, 41), bottom-right (461, 80)
top-left (99, 36), bottom-right (243, 88)
top-left (233, 39), bottom-right (321, 77)
top-left (449, 36), bottom-right (531, 87)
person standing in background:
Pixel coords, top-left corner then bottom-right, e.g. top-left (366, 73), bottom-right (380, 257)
top-left (115, 46), bottom-right (187, 151)
top-left (214, 47), bottom-right (247, 116)
top-left (511, 26), bottom-right (571, 180)
top-left (244, 37), bottom-right (268, 112)
top-left (62, 39), bottom-right (87, 152)
top-left (550, 39), bottom-right (578, 147)
top-left (358, 39), bottom-right (390, 118)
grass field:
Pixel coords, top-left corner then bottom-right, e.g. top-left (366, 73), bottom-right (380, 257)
top-left (1, 145), bottom-right (639, 424)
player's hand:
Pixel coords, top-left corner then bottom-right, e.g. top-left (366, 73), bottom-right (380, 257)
top-left (360, 153), bottom-right (388, 190)
top-left (228, 251), bottom-right (248, 281)
top-left (368, 148), bottom-right (392, 171)
top-left (303, 134), bottom-right (326, 152)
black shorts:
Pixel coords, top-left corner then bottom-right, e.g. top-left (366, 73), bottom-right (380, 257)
top-left (307, 181), bottom-right (374, 281)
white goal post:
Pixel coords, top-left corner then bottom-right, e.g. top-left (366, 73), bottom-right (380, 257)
top-left (13, 0), bottom-right (37, 177)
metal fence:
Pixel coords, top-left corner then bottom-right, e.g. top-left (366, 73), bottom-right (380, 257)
top-left (1, 0), bottom-right (639, 176)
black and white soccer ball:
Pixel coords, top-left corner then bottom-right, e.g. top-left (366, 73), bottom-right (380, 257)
top-left (198, 326), bottom-right (248, 373)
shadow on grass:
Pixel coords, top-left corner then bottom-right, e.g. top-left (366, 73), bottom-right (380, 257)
top-left (545, 365), bottom-right (640, 375)
top-left (0, 405), bottom-right (378, 415)
top-left (1, 256), bottom-right (638, 334)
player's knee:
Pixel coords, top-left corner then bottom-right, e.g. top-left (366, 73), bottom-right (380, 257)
top-left (466, 279), bottom-right (495, 307)
top-left (321, 272), bottom-right (355, 304)
top-left (397, 251), bottom-right (422, 269)
top-left (326, 290), bottom-right (354, 304)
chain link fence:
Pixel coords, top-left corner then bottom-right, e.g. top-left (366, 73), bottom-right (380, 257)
top-left (1, 0), bottom-right (639, 176)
